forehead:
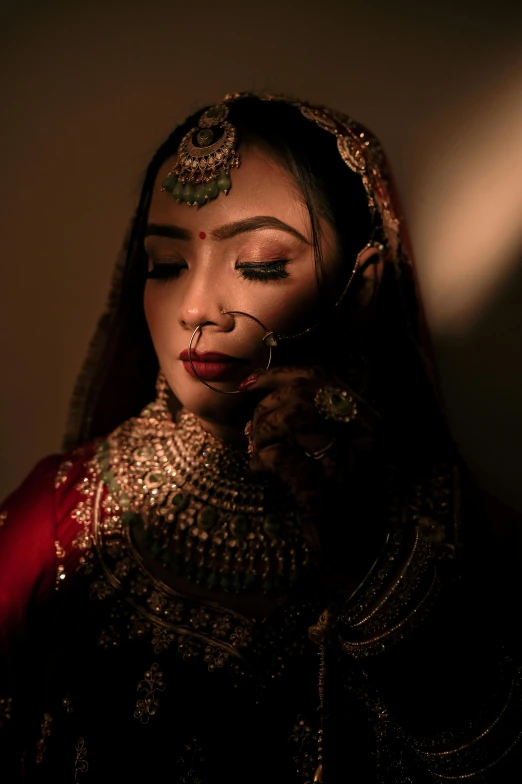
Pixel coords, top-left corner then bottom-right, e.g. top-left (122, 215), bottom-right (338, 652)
top-left (148, 146), bottom-right (310, 233)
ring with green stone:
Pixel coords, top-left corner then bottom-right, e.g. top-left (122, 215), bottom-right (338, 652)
top-left (313, 385), bottom-right (358, 423)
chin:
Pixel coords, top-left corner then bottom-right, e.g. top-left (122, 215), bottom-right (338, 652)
top-left (167, 374), bottom-right (253, 425)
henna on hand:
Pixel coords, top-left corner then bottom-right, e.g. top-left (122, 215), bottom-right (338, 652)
top-left (244, 366), bottom-right (383, 579)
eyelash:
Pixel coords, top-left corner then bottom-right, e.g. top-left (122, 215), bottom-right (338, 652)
top-left (236, 260), bottom-right (290, 281)
top-left (146, 262), bottom-right (186, 281)
top-left (146, 260), bottom-right (290, 283)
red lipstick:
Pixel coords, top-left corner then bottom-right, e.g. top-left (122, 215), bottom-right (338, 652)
top-left (179, 350), bottom-right (244, 363)
top-left (179, 349), bottom-right (248, 381)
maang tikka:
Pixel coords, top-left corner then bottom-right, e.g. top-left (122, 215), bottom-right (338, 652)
top-left (161, 103), bottom-right (240, 207)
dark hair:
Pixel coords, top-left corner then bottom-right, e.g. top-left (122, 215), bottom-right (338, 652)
top-left (66, 95), bottom-right (453, 471)
top-left (230, 99), bottom-right (376, 299)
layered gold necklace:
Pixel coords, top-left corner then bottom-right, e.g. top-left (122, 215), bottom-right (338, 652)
top-left (100, 403), bottom-right (312, 595)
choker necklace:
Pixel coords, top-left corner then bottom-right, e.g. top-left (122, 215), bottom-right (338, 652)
top-left (99, 406), bottom-right (312, 595)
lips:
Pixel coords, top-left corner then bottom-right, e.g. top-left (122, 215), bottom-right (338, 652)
top-left (179, 349), bottom-right (248, 381)
top-left (179, 350), bottom-right (244, 363)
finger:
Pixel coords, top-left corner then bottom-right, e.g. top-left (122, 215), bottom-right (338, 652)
top-left (252, 391), bottom-right (327, 452)
top-left (239, 365), bottom-right (325, 393)
top-left (250, 442), bottom-right (324, 515)
top-left (249, 443), bottom-right (325, 556)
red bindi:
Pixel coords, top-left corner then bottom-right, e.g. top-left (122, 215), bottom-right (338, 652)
top-left (199, 231), bottom-right (206, 240)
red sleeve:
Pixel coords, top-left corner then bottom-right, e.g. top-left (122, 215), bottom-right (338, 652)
top-left (0, 455), bottom-right (62, 647)
top-left (0, 444), bottom-right (96, 650)
top-left (0, 446), bottom-right (97, 774)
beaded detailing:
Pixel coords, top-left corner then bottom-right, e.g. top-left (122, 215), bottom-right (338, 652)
top-left (134, 663), bottom-right (165, 723)
top-left (162, 103), bottom-right (240, 207)
top-left (74, 736), bottom-right (89, 779)
top-left (34, 712), bottom-right (53, 764)
top-left (224, 91), bottom-right (402, 256)
top-left (289, 715), bottom-right (320, 782)
top-left (0, 697), bottom-right (12, 729)
top-left (99, 405), bottom-right (311, 596)
top-left (54, 540), bottom-right (66, 589)
top-left (348, 662), bottom-right (522, 782)
top-left (405, 665), bottom-right (522, 780)
top-left (55, 459), bottom-right (73, 489)
top-left (66, 409), bottom-right (322, 685)
top-left (337, 525), bottom-right (438, 656)
top-left (90, 467), bottom-right (256, 672)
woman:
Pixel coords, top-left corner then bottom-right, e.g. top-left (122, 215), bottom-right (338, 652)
top-left (1, 92), bottom-right (521, 782)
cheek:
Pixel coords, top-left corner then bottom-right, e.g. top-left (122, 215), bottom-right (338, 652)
top-left (143, 284), bottom-right (176, 349)
top-left (143, 284), bottom-right (159, 340)
top-left (258, 269), bottom-right (320, 334)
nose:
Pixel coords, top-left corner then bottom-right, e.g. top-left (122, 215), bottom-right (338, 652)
top-left (178, 271), bottom-right (234, 334)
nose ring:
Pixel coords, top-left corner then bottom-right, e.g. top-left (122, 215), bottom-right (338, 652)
top-left (187, 310), bottom-right (277, 394)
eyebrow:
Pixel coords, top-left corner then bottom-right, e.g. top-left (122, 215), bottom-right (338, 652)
top-left (211, 216), bottom-right (310, 244)
top-left (145, 223), bottom-right (191, 241)
top-left (144, 216), bottom-right (310, 245)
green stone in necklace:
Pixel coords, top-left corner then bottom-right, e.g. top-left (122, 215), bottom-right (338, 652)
top-left (98, 408), bottom-right (312, 596)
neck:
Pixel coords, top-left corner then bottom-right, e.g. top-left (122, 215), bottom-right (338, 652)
top-left (195, 415), bottom-right (248, 448)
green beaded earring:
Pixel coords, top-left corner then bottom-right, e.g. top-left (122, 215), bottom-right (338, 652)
top-left (161, 103), bottom-right (240, 207)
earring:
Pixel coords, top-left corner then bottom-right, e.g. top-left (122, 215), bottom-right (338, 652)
top-left (146, 369), bottom-right (172, 420)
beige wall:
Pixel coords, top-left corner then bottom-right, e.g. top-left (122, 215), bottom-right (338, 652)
top-left (1, 0), bottom-right (522, 510)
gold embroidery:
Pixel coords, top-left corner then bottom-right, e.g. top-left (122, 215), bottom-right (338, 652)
top-left (45, 413), bottom-right (318, 694)
top-left (128, 614), bottom-right (152, 640)
top-left (353, 663), bottom-right (522, 781)
top-left (74, 736), bottom-right (88, 779)
top-left (35, 712), bottom-right (53, 764)
top-left (89, 579), bottom-right (114, 601)
top-left (0, 696), bottom-right (12, 729)
top-left (72, 501), bottom-right (93, 551)
top-left (226, 92), bottom-right (402, 256)
top-left (71, 418), bottom-right (319, 681)
top-left (189, 606), bottom-right (211, 630)
top-left (100, 408), bottom-right (310, 596)
top-left (89, 463), bottom-right (253, 666)
top-left (98, 624), bottom-right (121, 649)
top-left (72, 460), bottom-right (99, 556)
top-left (0, 510), bottom-right (7, 527)
top-left (54, 459), bottom-right (73, 489)
top-left (203, 644), bottom-right (230, 671)
top-left (289, 715), bottom-right (318, 782)
top-left (65, 423), bottom-right (451, 697)
top-left (54, 540), bottom-right (66, 589)
top-left (134, 663), bottom-right (165, 723)
top-left (151, 626), bottom-right (175, 653)
top-left (147, 590), bottom-right (167, 616)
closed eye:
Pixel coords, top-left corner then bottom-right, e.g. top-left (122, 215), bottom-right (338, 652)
top-left (146, 261), bottom-right (188, 281)
top-left (235, 259), bottom-right (290, 282)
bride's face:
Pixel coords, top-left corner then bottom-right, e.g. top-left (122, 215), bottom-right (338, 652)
top-left (144, 145), bottom-right (340, 425)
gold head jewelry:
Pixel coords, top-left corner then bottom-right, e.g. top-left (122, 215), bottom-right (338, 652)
top-left (223, 91), bottom-right (402, 258)
top-left (169, 93), bottom-right (399, 396)
top-left (162, 92), bottom-right (402, 258)
top-left (162, 103), bottom-right (240, 207)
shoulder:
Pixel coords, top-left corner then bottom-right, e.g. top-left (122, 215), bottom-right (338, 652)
top-left (0, 442), bottom-right (98, 543)
top-left (0, 442), bottom-right (98, 638)
top-left (0, 453), bottom-right (63, 572)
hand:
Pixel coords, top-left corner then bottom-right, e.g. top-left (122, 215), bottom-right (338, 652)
top-left (241, 366), bottom-right (383, 578)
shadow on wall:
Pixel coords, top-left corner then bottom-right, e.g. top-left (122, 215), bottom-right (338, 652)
top-left (434, 249), bottom-right (522, 513)
top-left (1, 0), bottom-right (522, 509)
